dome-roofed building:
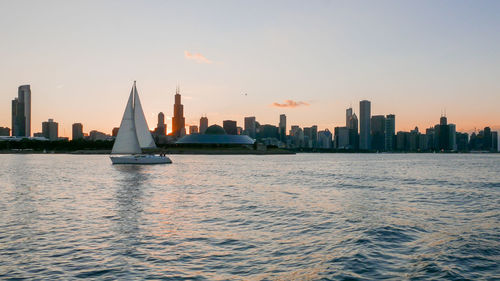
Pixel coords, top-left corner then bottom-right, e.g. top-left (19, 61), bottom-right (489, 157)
top-left (176, 125), bottom-right (254, 145)
top-left (204, 124), bottom-right (226, 135)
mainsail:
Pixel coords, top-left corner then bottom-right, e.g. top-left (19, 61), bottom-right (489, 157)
top-left (111, 81), bottom-right (156, 154)
top-left (133, 84), bottom-right (156, 149)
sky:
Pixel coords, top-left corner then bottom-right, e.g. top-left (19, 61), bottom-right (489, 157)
top-left (0, 0), bottom-right (499, 137)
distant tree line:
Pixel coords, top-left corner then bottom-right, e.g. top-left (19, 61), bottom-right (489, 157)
top-left (0, 139), bottom-right (114, 151)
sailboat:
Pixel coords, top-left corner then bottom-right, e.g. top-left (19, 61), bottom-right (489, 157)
top-left (110, 81), bottom-right (172, 164)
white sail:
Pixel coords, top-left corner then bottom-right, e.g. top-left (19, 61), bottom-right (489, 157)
top-left (111, 87), bottom-right (142, 154)
top-left (133, 84), bottom-right (156, 149)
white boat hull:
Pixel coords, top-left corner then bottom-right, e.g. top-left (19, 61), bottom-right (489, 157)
top-left (110, 155), bottom-right (172, 164)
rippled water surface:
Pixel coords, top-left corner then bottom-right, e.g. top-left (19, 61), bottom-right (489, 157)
top-left (0, 154), bottom-right (499, 280)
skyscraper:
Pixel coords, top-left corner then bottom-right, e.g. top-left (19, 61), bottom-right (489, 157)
top-left (112, 127), bottom-right (119, 137)
top-left (12, 85), bottom-right (31, 137)
top-left (258, 124), bottom-right (279, 139)
top-left (158, 112), bottom-right (165, 125)
top-left (359, 100), bottom-right (371, 150)
top-left (397, 131), bottom-right (410, 151)
top-left (346, 107), bottom-right (353, 127)
top-left (317, 129), bottom-right (332, 149)
top-left (449, 124), bottom-right (456, 151)
top-left (290, 125), bottom-right (303, 147)
top-left (154, 112), bottom-right (166, 136)
top-left (72, 123), bottom-right (83, 140)
top-left (279, 114), bottom-right (286, 142)
top-left (456, 132), bottom-right (469, 151)
top-left (426, 127), bottom-right (435, 151)
top-left (409, 127), bottom-right (420, 151)
top-left (385, 114), bottom-right (395, 151)
top-left (418, 134), bottom-right (429, 151)
top-left (303, 127), bottom-right (312, 148)
top-left (347, 111), bottom-right (358, 150)
top-left (42, 119), bottom-right (58, 140)
top-left (334, 127), bottom-right (350, 149)
top-left (311, 125), bottom-right (318, 148)
top-left (371, 115), bottom-right (385, 151)
top-left (492, 131), bottom-right (499, 152)
top-left (483, 127), bottom-right (492, 151)
top-left (199, 116), bottom-right (208, 134)
top-left (223, 120), bottom-right (237, 135)
top-left (244, 116), bottom-right (256, 138)
top-left (172, 87), bottom-right (185, 138)
top-left (440, 116), bottom-right (447, 126)
top-left (434, 115), bottom-right (456, 151)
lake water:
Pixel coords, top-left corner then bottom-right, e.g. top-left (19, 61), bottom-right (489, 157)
top-left (0, 154), bottom-right (499, 280)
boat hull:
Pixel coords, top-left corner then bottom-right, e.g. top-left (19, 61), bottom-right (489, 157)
top-left (110, 155), bottom-right (172, 164)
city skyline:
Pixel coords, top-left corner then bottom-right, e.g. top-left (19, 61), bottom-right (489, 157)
top-left (2, 82), bottom-right (498, 153)
top-left (1, 1), bottom-right (499, 136)
top-left (1, 82), bottom-right (499, 139)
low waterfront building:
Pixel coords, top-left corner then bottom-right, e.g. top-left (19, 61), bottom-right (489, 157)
top-left (189, 125), bottom-right (199, 134)
top-left (88, 130), bottom-right (113, 141)
top-left (176, 125), bottom-right (254, 145)
top-left (0, 127), bottom-right (10, 136)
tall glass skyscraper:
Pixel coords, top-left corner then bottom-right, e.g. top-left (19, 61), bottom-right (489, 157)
top-left (371, 115), bottom-right (386, 151)
top-left (346, 107), bottom-right (353, 127)
top-left (245, 116), bottom-right (256, 138)
top-left (72, 123), bottom-right (83, 140)
top-left (385, 114), bottom-right (396, 151)
top-left (279, 114), bottom-right (286, 142)
top-left (347, 112), bottom-right (359, 150)
top-left (172, 86), bottom-right (185, 137)
top-left (11, 85), bottom-right (31, 137)
top-left (199, 116), bottom-right (208, 134)
top-left (359, 100), bottom-right (371, 150)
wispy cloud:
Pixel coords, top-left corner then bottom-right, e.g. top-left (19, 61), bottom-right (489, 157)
top-left (184, 50), bottom-right (212, 64)
top-left (272, 100), bottom-right (310, 108)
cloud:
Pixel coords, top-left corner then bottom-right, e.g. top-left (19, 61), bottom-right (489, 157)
top-left (184, 50), bottom-right (212, 64)
top-left (272, 100), bottom-right (310, 108)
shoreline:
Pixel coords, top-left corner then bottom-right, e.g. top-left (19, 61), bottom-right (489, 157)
top-left (1, 149), bottom-right (497, 155)
top-left (0, 148), bottom-right (296, 155)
